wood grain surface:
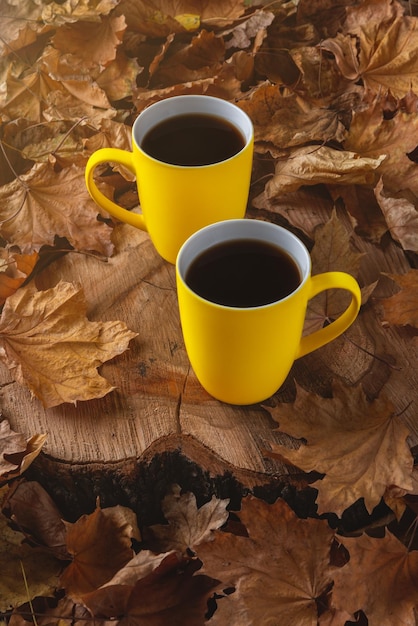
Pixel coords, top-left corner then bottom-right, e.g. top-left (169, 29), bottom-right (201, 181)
top-left (1, 190), bottom-right (417, 496)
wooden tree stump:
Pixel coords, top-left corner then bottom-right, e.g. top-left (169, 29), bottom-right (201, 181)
top-left (1, 191), bottom-right (417, 525)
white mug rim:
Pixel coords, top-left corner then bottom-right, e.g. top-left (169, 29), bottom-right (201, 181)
top-left (176, 219), bottom-right (311, 311)
top-left (132, 95), bottom-right (254, 168)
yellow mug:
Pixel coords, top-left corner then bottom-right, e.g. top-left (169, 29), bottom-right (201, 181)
top-left (85, 95), bottom-right (254, 264)
top-left (176, 219), bottom-right (361, 405)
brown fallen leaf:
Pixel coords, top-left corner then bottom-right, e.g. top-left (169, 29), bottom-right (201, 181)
top-left (96, 48), bottom-right (143, 103)
top-left (381, 269), bottom-right (418, 327)
top-left (345, 93), bottom-right (418, 205)
top-left (198, 496), bottom-right (336, 626)
top-left (265, 145), bottom-right (386, 196)
top-left (0, 160), bottom-right (114, 255)
top-left (265, 381), bottom-right (414, 516)
top-left (115, 0), bottom-right (248, 37)
top-left (0, 281), bottom-right (138, 408)
top-left (0, 0), bottom-right (47, 56)
top-left (0, 249), bottom-right (38, 307)
top-left (305, 209), bottom-right (365, 333)
top-left (331, 530), bottom-right (418, 626)
top-left (41, 0), bottom-right (119, 26)
top-left (374, 178), bottom-right (418, 252)
top-left (224, 9), bottom-right (274, 52)
top-left (149, 29), bottom-right (225, 88)
top-left (82, 551), bottom-right (219, 624)
top-left (147, 484), bottom-right (229, 555)
top-left (0, 420), bottom-right (46, 484)
top-left (1, 49), bottom-right (113, 124)
top-left (0, 421), bottom-right (27, 479)
top-left (2, 480), bottom-right (68, 560)
top-left (9, 594), bottom-right (92, 626)
top-left (52, 14), bottom-right (127, 70)
top-left (239, 83), bottom-right (347, 154)
top-left (329, 183), bottom-right (389, 244)
top-left (0, 502), bottom-right (61, 613)
top-left (61, 502), bottom-right (140, 600)
top-left (322, 0), bottom-right (418, 96)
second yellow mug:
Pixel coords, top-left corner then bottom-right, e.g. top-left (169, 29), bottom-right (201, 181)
top-left (176, 219), bottom-right (362, 405)
top-left (85, 95), bottom-right (254, 264)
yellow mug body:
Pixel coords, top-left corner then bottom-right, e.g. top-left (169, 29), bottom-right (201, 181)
top-left (85, 95), bottom-right (254, 264)
top-left (176, 220), bottom-right (361, 405)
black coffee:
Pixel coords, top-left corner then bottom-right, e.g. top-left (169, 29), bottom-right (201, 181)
top-left (185, 239), bottom-right (301, 307)
top-left (141, 113), bottom-right (246, 166)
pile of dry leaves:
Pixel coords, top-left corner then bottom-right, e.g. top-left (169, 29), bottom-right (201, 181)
top-left (1, 0), bottom-right (418, 623)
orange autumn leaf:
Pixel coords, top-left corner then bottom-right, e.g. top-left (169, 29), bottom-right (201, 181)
top-left (0, 249), bottom-right (38, 306)
top-left (0, 281), bottom-right (138, 408)
top-left (381, 269), bottom-right (418, 327)
top-left (266, 381), bottom-right (414, 516)
top-left (198, 496), bottom-right (336, 626)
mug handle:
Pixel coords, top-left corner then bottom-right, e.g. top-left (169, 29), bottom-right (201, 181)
top-left (296, 272), bottom-right (361, 359)
top-left (85, 148), bottom-right (147, 231)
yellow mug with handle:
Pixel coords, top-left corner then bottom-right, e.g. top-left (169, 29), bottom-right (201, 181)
top-left (176, 219), bottom-right (361, 405)
top-left (85, 95), bottom-right (254, 264)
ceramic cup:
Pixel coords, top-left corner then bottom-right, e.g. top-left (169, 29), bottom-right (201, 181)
top-left (176, 219), bottom-right (361, 405)
top-left (85, 95), bottom-right (254, 264)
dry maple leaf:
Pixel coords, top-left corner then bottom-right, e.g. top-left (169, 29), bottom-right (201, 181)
top-left (265, 146), bottom-right (386, 196)
top-left (331, 530), bottom-right (418, 626)
top-left (0, 502), bottom-right (61, 613)
top-left (147, 484), bottom-right (230, 554)
top-left (305, 210), bottom-right (364, 334)
top-left (150, 29), bottom-right (225, 88)
top-left (61, 502), bottom-right (140, 599)
top-left (52, 14), bottom-right (127, 70)
top-left (96, 48), bottom-right (143, 102)
top-left (0, 159), bottom-right (114, 255)
top-left (239, 84), bottom-right (347, 154)
top-left (2, 480), bottom-right (68, 559)
top-left (1, 46), bottom-right (114, 124)
top-left (0, 281), bottom-right (138, 408)
top-left (0, 419), bottom-right (46, 484)
top-left (330, 183), bottom-right (389, 244)
top-left (0, 0), bottom-right (47, 56)
top-left (345, 95), bottom-right (418, 207)
top-left (322, 0), bottom-right (418, 96)
top-left (381, 269), bottom-right (418, 327)
top-left (374, 178), bottom-right (418, 252)
top-left (115, 0), bottom-right (248, 37)
top-left (266, 381), bottom-right (414, 516)
top-left (82, 551), bottom-right (219, 624)
top-left (199, 495), bottom-right (337, 626)
top-left (40, 0), bottom-right (119, 26)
